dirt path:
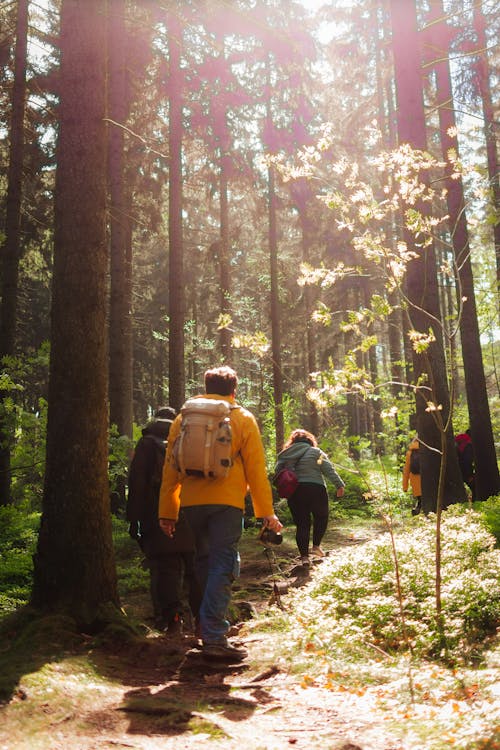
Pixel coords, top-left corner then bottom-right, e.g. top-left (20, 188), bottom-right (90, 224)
top-left (1, 525), bottom-right (404, 750)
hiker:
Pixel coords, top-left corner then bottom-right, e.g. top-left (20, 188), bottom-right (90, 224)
top-left (455, 429), bottom-right (475, 500)
top-left (127, 407), bottom-right (201, 635)
top-left (159, 366), bottom-right (282, 663)
top-left (274, 429), bottom-right (345, 568)
top-left (402, 436), bottom-right (421, 515)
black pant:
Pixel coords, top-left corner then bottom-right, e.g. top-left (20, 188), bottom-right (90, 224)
top-left (287, 483), bottom-right (329, 557)
top-left (141, 523), bottom-right (202, 625)
top-left (148, 551), bottom-right (201, 624)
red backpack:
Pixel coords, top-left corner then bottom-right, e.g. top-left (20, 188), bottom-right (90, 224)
top-left (273, 448), bottom-right (309, 498)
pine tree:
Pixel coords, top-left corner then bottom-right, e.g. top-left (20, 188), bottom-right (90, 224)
top-left (32, 0), bottom-right (119, 621)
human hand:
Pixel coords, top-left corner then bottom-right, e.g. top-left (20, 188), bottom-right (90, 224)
top-left (336, 487), bottom-right (345, 498)
top-left (159, 518), bottom-right (176, 538)
top-left (262, 514), bottom-right (283, 533)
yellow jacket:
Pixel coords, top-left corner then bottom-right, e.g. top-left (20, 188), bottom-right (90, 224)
top-left (402, 438), bottom-right (421, 497)
top-left (158, 394), bottom-right (274, 520)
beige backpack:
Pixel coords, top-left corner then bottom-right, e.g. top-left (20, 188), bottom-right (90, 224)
top-left (172, 398), bottom-right (237, 479)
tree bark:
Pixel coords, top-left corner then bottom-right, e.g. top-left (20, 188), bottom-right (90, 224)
top-left (219, 150), bottom-right (232, 361)
top-left (108, 0), bottom-right (133, 440)
top-left (266, 58), bottom-right (284, 453)
top-left (426, 0), bottom-right (500, 501)
top-left (268, 163), bottom-right (284, 452)
top-left (0, 0), bottom-right (28, 506)
top-left (167, 11), bottom-right (185, 410)
top-left (473, 1), bottom-right (500, 313)
top-left (32, 0), bottom-right (119, 622)
top-left (390, 0), bottom-right (465, 513)
top-left (296, 187), bottom-right (319, 436)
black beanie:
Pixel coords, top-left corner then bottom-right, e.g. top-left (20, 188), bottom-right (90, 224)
top-left (155, 406), bottom-right (176, 422)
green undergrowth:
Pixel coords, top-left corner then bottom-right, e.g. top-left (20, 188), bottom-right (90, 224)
top-left (0, 505), bottom-right (39, 616)
top-left (246, 505), bottom-right (500, 750)
top-left (256, 505), bottom-right (500, 666)
top-left (111, 515), bottom-right (150, 598)
top-left (474, 494), bottom-right (500, 545)
top-left (0, 500), bottom-right (499, 749)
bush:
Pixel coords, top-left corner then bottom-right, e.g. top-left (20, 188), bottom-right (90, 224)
top-left (331, 469), bottom-right (373, 518)
top-left (111, 516), bottom-right (149, 597)
top-left (0, 505), bottom-right (39, 617)
top-left (474, 495), bottom-right (500, 546)
top-left (279, 505), bottom-right (500, 664)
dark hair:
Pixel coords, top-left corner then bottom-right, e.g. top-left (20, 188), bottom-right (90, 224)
top-left (283, 429), bottom-right (317, 449)
top-left (204, 366), bottom-right (238, 396)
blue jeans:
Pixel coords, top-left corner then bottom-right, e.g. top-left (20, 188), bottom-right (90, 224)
top-left (183, 505), bottom-right (243, 645)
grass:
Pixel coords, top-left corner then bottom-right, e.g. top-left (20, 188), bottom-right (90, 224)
top-left (244, 507), bottom-right (500, 750)
top-left (1, 496), bottom-right (500, 748)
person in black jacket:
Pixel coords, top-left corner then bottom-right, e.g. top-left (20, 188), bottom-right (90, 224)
top-left (127, 407), bottom-right (201, 634)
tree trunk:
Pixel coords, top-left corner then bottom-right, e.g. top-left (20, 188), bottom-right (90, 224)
top-left (362, 278), bottom-right (383, 446)
top-left (389, 0), bottom-right (465, 513)
top-left (387, 289), bottom-right (405, 396)
top-left (32, 0), bottom-right (119, 623)
top-left (167, 11), bottom-right (185, 410)
top-left (219, 149), bottom-right (232, 361)
top-left (108, 0), bottom-right (133, 440)
top-left (297, 191), bottom-right (319, 436)
top-left (427, 0), bottom-right (500, 501)
top-left (108, 0), bottom-right (133, 516)
top-left (266, 54), bottom-right (284, 453)
top-left (0, 0), bottom-right (28, 506)
top-left (210, 33), bottom-right (232, 363)
top-left (269, 162), bottom-right (284, 453)
top-left (473, 1), bottom-right (500, 313)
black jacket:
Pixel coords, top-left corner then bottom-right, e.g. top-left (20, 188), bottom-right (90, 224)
top-left (127, 419), bottom-right (194, 555)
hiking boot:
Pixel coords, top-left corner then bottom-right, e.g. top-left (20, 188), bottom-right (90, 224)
top-left (300, 555), bottom-right (310, 567)
top-left (154, 615), bottom-right (169, 631)
top-left (164, 613), bottom-right (183, 637)
top-left (202, 641), bottom-right (248, 662)
top-left (311, 545), bottom-right (324, 557)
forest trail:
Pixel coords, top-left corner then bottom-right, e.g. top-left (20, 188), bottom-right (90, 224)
top-left (0, 526), bottom-right (404, 750)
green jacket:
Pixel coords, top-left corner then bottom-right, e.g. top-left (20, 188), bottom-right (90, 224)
top-left (275, 441), bottom-right (344, 489)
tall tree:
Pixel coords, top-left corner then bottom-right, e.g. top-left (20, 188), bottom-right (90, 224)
top-left (389, 0), bottom-right (465, 513)
top-left (472, 1), bottom-right (500, 309)
top-left (0, 0), bottom-right (29, 505)
top-left (108, 0), bottom-right (133, 440)
top-left (32, 0), bottom-right (119, 621)
top-left (424, 0), bottom-right (500, 501)
top-left (294, 181), bottom-right (320, 436)
top-left (268, 160), bottom-right (284, 451)
top-left (213, 32), bottom-right (233, 362)
top-left (167, 9), bottom-right (185, 409)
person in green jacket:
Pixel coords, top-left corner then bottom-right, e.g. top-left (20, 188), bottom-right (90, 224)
top-left (275, 429), bottom-right (345, 567)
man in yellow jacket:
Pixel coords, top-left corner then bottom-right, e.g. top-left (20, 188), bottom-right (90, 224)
top-left (159, 366), bottom-right (282, 662)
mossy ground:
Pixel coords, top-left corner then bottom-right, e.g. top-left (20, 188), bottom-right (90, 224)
top-left (0, 521), bottom-right (498, 750)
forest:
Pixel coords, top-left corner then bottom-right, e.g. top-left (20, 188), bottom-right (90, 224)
top-left (0, 1), bottom-right (500, 748)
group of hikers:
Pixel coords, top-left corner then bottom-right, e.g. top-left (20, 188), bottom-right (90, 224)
top-left (126, 363), bottom-right (477, 663)
top-left (126, 365), bottom-right (345, 663)
top-left (402, 430), bottom-right (475, 515)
